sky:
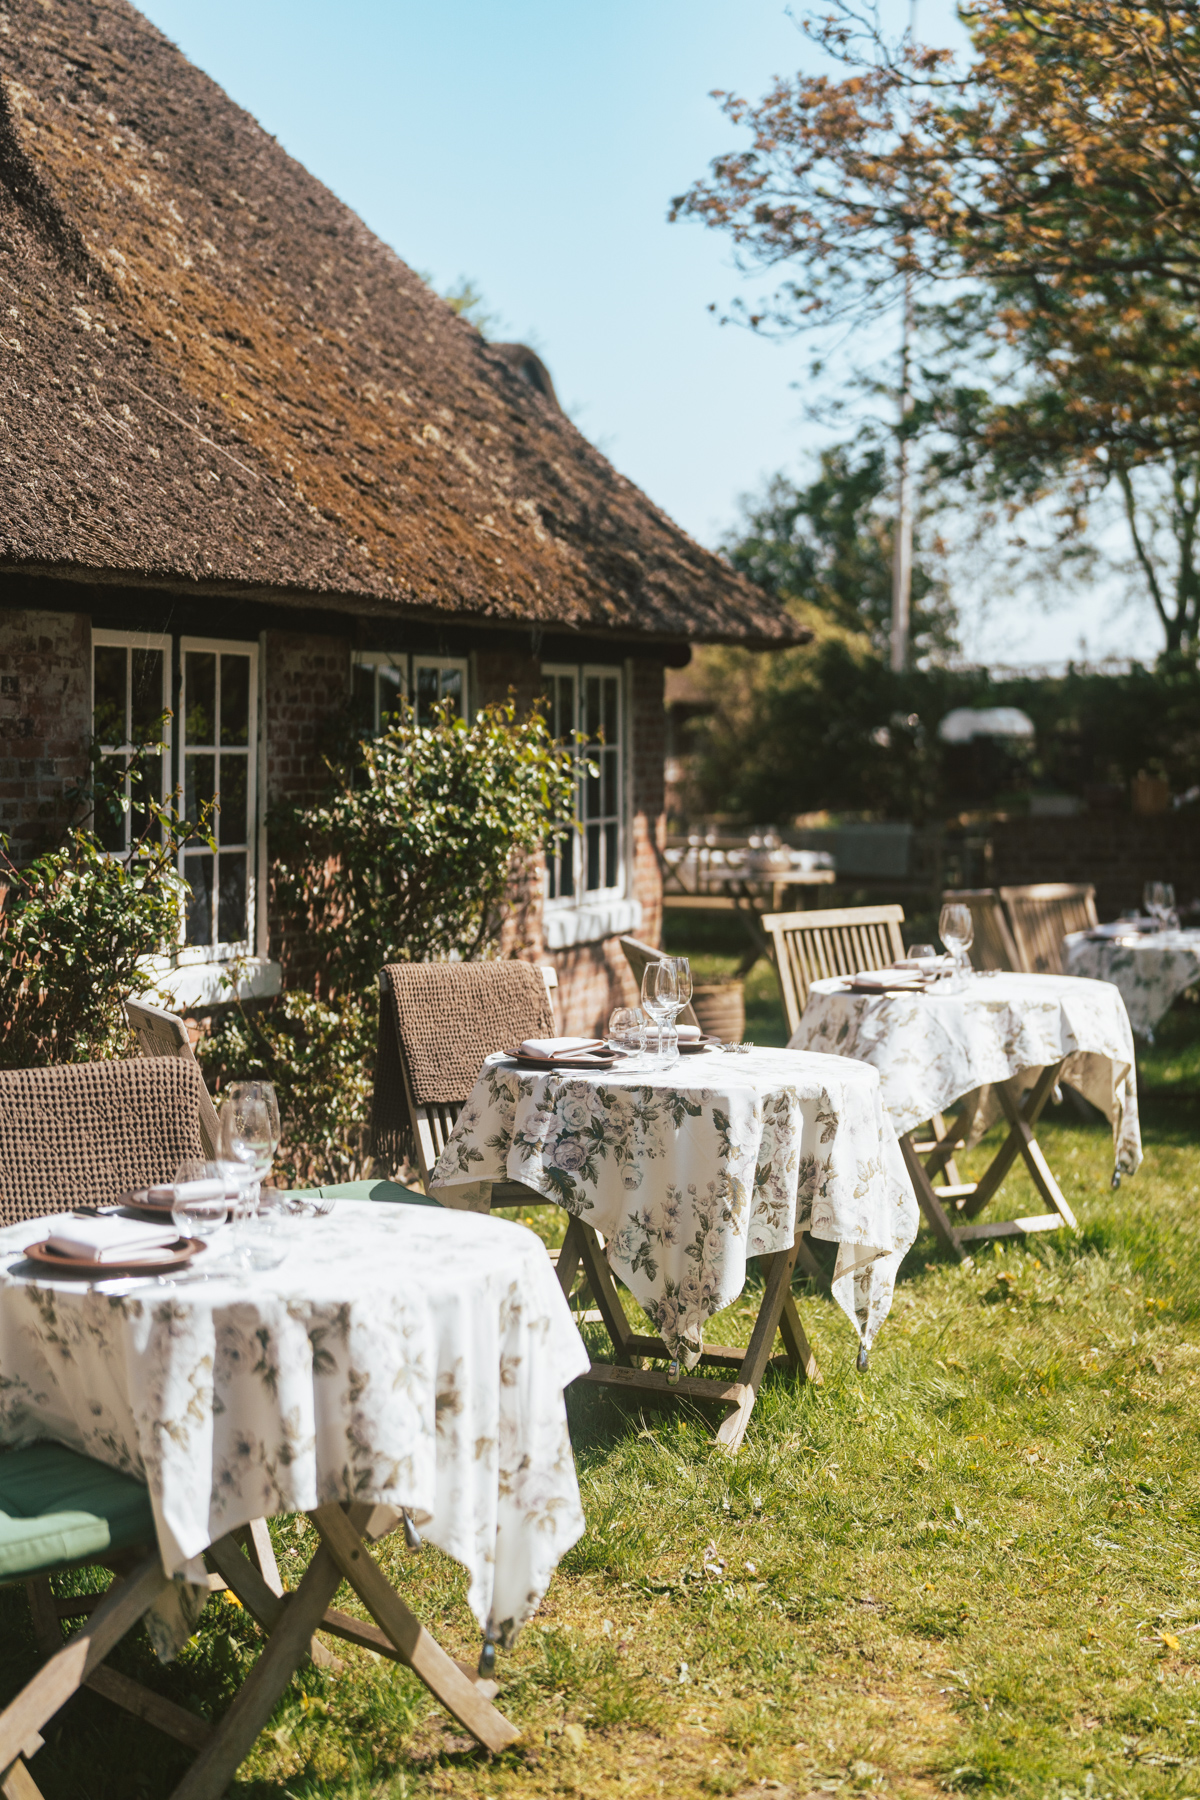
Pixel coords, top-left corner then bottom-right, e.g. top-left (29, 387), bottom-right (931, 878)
top-left (137, 0), bottom-right (1146, 669)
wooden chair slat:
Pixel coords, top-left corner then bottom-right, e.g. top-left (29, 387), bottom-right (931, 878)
top-left (761, 905), bottom-right (907, 1037)
top-left (998, 883), bottom-right (1098, 975)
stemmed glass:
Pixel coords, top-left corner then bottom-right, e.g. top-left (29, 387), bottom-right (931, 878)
top-left (219, 1081), bottom-right (281, 1260)
top-left (608, 1006), bottom-right (645, 1061)
top-left (938, 902), bottom-right (974, 993)
top-left (641, 961), bottom-right (679, 1066)
top-left (673, 956), bottom-right (693, 1029)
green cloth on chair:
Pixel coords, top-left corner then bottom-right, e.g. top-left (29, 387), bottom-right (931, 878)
top-left (0, 1443), bottom-right (156, 1580)
top-left (317, 1179), bottom-right (440, 1207)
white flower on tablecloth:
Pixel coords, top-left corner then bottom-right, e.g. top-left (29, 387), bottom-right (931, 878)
top-left (560, 1097), bottom-right (590, 1130)
top-left (550, 1138), bottom-right (588, 1174)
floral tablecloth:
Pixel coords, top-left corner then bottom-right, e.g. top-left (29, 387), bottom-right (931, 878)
top-left (791, 971), bottom-right (1142, 1178)
top-left (430, 1048), bottom-right (919, 1365)
top-left (1063, 928), bottom-right (1200, 1039)
top-left (0, 1203), bottom-right (588, 1649)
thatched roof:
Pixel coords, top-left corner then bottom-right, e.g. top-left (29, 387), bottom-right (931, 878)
top-left (0, 0), bottom-right (802, 648)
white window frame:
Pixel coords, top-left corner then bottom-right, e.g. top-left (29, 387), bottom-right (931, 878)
top-left (352, 651), bottom-right (469, 732)
top-left (176, 636), bottom-right (259, 966)
top-left (90, 629), bottom-right (172, 855)
top-left (542, 661), bottom-right (629, 914)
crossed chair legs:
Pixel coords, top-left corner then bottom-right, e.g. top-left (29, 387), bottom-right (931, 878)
top-left (554, 1215), bottom-right (822, 1452)
top-left (2, 1506), bottom-right (518, 1800)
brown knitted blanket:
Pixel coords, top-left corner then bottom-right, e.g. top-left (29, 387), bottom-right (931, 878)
top-left (372, 961), bottom-right (554, 1168)
top-left (0, 1058), bottom-right (206, 1226)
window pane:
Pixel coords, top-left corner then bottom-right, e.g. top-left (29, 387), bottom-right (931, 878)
top-left (184, 852), bottom-right (213, 946)
top-left (553, 673), bottom-right (574, 740)
top-left (129, 649), bottom-right (164, 742)
top-left (185, 652), bottom-right (216, 745)
top-left (353, 664), bottom-right (376, 733)
top-left (604, 675), bottom-right (619, 745)
top-left (185, 753), bottom-right (216, 834)
top-left (603, 746), bottom-right (619, 816)
top-left (130, 752), bottom-right (162, 844)
top-left (586, 822), bottom-right (601, 891)
top-left (605, 821), bottom-right (618, 888)
top-left (440, 666), bottom-right (463, 716)
top-left (379, 663), bottom-right (405, 727)
top-left (93, 645), bottom-right (126, 747)
top-left (96, 756), bottom-right (128, 853)
top-left (585, 759), bottom-right (601, 820)
top-left (560, 828), bottom-right (575, 898)
top-left (415, 664), bottom-right (439, 726)
top-left (218, 851), bottom-right (248, 944)
top-left (584, 675), bottom-right (601, 742)
top-left (220, 655), bottom-right (250, 747)
top-left (218, 755), bottom-right (248, 845)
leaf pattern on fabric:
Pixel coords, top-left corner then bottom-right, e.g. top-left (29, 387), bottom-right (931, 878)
top-left (432, 1048), bottom-right (919, 1362)
top-left (0, 1205), bottom-right (589, 1655)
top-left (1063, 929), bottom-right (1200, 1039)
top-left (792, 970), bottom-right (1142, 1178)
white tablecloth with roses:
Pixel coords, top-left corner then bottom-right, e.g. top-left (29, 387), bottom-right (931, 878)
top-left (791, 971), bottom-right (1142, 1178)
top-left (0, 1203), bottom-right (588, 1649)
top-left (430, 1048), bottom-right (919, 1366)
top-left (1063, 928), bottom-right (1200, 1039)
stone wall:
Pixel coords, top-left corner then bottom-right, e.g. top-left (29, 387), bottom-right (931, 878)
top-left (0, 607), bottom-right (91, 860)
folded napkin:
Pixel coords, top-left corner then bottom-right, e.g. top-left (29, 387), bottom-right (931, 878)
top-left (843, 969), bottom-right (927, 991)
top-left (517, 1037), bottom-right (608, 1060)
top-left (675, 1024), bottom-right (703, 1042)
top-left (44, 1216), bottom-right (182, 1263)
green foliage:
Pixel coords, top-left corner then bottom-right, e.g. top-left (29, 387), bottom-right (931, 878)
top-left (202, 697), bottom-right (576, 1180)
top-left (272, 695), bottom-right (576, 999)
top-left (0, 744), bottom-right (199, 1068)
top-left (726, 444), bottom-right (958, 662)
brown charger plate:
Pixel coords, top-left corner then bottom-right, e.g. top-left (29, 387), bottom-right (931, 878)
top-left (21, 1236), bottom-right (204, 1278)
top-left (677, 1037), bottom-right (723, 1054)
top-left (510, 1052), bottom-right (618, 1070)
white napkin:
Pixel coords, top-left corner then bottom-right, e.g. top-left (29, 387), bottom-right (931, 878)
top-left (518, 1037), bottom-right (608, 1059)
top-left (844, 969), bottom-right (926, 991)
top-left (676, 1024), bottom-right (703, 1041)
top-left (44, 1217), bottom-right (181, 1263)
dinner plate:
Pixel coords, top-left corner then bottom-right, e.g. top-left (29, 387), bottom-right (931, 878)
top-left (21, 1236), bottom-right (204, 1278)
top-left (677, 1037), bottom-right (723, 1054)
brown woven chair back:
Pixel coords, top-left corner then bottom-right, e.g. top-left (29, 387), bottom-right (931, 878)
top-left (0, 1058), bottom-right (206, 1226)
top-left (372, 961), bottom-right (555, 1168)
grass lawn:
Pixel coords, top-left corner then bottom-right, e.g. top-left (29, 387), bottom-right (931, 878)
top-left (4, 984), bottom-right (1199, 1799)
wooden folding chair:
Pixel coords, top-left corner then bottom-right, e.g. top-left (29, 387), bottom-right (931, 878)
top-left (617, 936), bottom-right (701, 1028)
top-left (999, 883), bottom-right (1099, 975)
top-left (942, 888), bottom-right (1021, 971)
top-left (126, 997), bottom-right (222, 1160)
top-left (762, 905), bottom-right (907, 1037)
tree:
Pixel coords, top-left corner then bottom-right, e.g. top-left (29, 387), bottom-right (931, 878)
top-left (673, 0), bottom-right (1200, 655)
top-left (725, 440), bottom-right (957, 662)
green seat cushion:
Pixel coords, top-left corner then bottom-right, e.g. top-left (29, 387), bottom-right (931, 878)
top-left (0, 1443), bottom-right (155, 1580)
top-left (317, 1179), bottom-right (440, 1208)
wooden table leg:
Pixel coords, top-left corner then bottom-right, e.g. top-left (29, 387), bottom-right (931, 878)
top-left (714, 1239), bottom-right (802, 1451)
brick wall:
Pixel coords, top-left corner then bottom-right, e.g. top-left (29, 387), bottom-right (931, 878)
top-left (0, 607), bottom-right (91, 859)
top-left (262, 628), bottom-right (351, 809)
top-left (991, 813), bottom-right (1200, 918)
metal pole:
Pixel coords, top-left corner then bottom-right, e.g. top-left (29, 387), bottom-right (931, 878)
top-left (890, 0), bottom-right (918, 676)
top-left (890, 268), bottom-right (914, 674)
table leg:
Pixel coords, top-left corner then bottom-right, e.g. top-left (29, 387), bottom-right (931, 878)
top-left (900, 1132), bottom-right (967, 1262)
top-left (714, 1239), bottom-right (802, 1451)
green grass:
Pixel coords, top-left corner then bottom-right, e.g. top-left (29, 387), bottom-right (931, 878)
top-left (4, 1000), bottom-right (1200, 1799)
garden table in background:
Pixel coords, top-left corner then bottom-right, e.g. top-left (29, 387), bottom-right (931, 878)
top-left (430, 1047), bottom-right (919, 1444)
top-left (0, 1202), bottom-right (589, 1773)
top-left (1063, 925), bottom-right (1200, 1041)
top-left (791, 972), bottom-right (1141, 1262)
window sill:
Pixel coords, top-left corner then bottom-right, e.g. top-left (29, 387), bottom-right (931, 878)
top-left (542, 896), bottom-right (643, 951)
top-left (137, 957), bottom-right (282, 1011)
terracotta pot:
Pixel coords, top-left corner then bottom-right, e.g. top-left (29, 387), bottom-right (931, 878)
top-left (691, 981), bottom-right (745, 1043)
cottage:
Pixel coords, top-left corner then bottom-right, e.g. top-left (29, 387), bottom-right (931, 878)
top-left (0, 0), bottom-right (798, 1033)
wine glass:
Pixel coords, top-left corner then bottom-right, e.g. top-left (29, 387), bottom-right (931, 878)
top-left (672, 956), bottom-right (693, 1019)
top-left (641, 961), bottom-right (678, 1065)
top-left (220, 1081), bottom-right (280, 1230)
top-left (938, 902), bottom-right (974, 991)
top-left (170, 1160), bottom-right (233, 1242)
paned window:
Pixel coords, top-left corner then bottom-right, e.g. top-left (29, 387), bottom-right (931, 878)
top-left (91, 632), bottom-right (171, 855)
top-left (178, 639), bottom-right (257, 957)
top-left (352, 652), bottom-right (468, 733)
top-left (543, 665), bottom-right (624, 904)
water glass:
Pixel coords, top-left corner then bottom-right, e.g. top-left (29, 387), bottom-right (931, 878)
top-left (608, 1006), bottom-right (645, 1057)
top-left (1143, 881), bottom-right (1176, 927)
top-left (170, 1161), bottom-right (233, 1243)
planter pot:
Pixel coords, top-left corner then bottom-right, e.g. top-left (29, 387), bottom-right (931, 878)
top-left (691, 981), bottom-right (745, 1043)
